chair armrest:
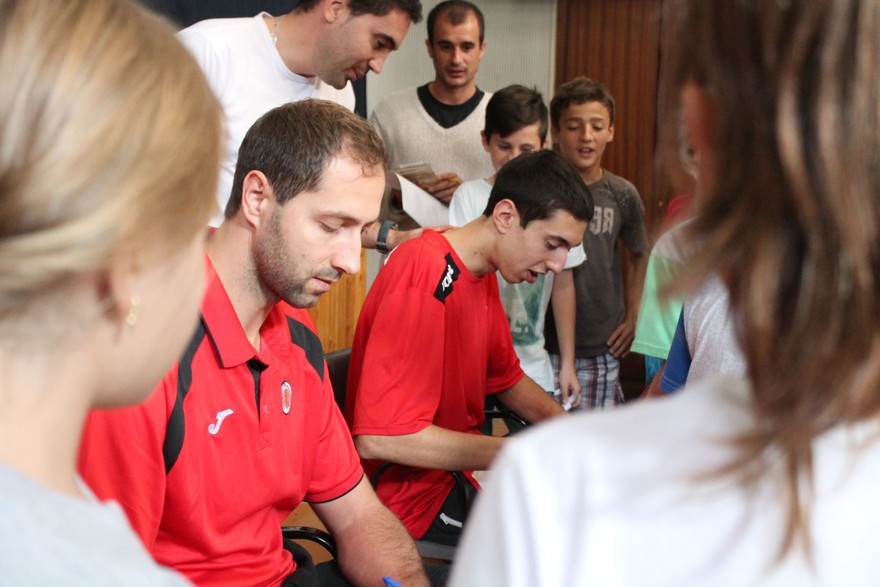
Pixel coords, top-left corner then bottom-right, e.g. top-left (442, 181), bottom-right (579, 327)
top-left (485, 407), bottom-right (528, 434)
top-left (281, 526), bottom-right (337, 558)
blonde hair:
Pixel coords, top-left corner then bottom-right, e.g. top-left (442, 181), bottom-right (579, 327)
top-left (665, 0), bottom-right (880, 559)
top-left (0, 0), bottom-right (221, 323)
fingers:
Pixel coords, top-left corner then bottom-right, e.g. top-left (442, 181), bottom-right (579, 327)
top-left (606, 323), bottom-right (635, 358)
top-left (427, 183), bottom-right (457, 204)
top-left (557, 370), bottom-right (582, 410)
top-left (427, 173), bottom-right (463, 205)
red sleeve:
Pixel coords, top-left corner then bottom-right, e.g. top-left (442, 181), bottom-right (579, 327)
top-left (278, 304), bottom-right (363, 503)
top-left (305, 358), bottom-right (364, 503)
top-left (350, 285), bottom-right (446, 436)
top-left (77, 375), bottom-right (172, 549)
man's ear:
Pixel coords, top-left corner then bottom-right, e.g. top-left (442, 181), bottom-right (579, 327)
top-left (481, 130), bottom-right (490, 152)
top-left (424, 38), bottom-right (435, 58)
top-left (323, 0), bottom-right (345, 23)
top-left (491, 198), bottom-right (520, 234)
top-left (240, 170), bottom-right (275, 229)
top-left (607, 123), bottom-right (615, 143)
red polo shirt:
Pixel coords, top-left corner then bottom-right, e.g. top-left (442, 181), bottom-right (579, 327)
top-left (79, 258), bottom-right (362, 586)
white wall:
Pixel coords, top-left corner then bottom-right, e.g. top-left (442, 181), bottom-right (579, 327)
top-left (366, 0), bottom-right (558, 116)
top-left (366, 0), bottom-right (558, 286)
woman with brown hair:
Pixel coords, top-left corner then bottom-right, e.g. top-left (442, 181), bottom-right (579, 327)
top-left (450, 0), bottom-right (880, 584)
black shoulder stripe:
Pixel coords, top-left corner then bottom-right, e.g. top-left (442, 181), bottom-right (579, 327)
top-left (287, 316), bottom-right (325, 380)
top-left (433, 253), bottom-right (460, 302)
top-left (163, 317), bottom-right (206, 475)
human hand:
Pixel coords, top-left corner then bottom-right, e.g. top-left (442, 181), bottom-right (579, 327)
top-left (426, 172), bottom-right (463, 205)
top-left (607, 319), bottom-right (636, 358)
top-left (386, 225), bottom-right (455, 251)
top-left (386, 226), bottom-right (423, 251)
top-left (557, 365), bottom-right (582, 409)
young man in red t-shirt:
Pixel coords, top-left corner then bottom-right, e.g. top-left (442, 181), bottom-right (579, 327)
top-left (346, 150), bottom-right (593, 545)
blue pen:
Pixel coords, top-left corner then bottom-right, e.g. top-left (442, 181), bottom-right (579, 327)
top-left (383, 577), bottom-right (404, 587)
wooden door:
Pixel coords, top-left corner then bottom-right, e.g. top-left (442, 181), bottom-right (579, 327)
top-left (555, 0), bottom-right (667, 397)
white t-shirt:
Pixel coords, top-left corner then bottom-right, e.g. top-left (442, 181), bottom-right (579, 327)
top-left (178, 14), bottom-right (355, 225)
top-left (0, 466), bottom-right (190, 585)
top-left (684, 273), bottom-right (747, 384)
top-left (449, 178), bottom-right (586, 390)
top-left (451, 376), bottom-right (880, 586)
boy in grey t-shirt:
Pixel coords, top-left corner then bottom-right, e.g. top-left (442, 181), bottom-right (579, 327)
top-left (545, 77), bottom-right (648, 409)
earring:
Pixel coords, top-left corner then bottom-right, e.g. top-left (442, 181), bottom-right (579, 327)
top-left (126, 295), bottom-right (141, 328)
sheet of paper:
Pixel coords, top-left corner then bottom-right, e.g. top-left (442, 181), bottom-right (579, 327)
top-left (397, 173), bottom-right (449, 228)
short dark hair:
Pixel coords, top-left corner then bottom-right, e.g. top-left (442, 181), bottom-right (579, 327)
top-left (550, 77), bottom-right (616, 129)
top-left (484, 84), bottom-right (548, 144)
top-left (295, 0), bottom-right (423, 23)
top-left (225, 99), bottom-right (387, 218)
top-left (427, 0), bottom-right (484, 44)
top-left (483, 150), bottom-right (593, 227)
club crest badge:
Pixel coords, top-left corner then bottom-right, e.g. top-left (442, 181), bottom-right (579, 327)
top-left (281, 381), bottom-right (292, 415)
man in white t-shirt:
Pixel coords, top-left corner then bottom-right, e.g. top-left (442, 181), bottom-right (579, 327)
top-left (178, 0), bottom-right (423, 229)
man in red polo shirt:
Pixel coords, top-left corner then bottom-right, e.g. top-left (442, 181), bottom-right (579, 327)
top-left (78, 100), bottom-right (431, 587)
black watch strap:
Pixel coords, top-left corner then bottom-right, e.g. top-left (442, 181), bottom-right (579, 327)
top-left (376, 221), bottom-right (398, 254)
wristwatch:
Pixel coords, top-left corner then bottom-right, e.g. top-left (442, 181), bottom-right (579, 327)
top-left (376, 221), bottom-right (398, 255)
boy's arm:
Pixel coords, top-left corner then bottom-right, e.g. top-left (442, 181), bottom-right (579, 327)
top-left (640, 361), bottom-right (667, 399)
top-left (355, 425), bottom-right (506, 472)
top-left (495, 375), bottom-right (566, 424)
top-left (607, 250), bottom-right (648, 357)
top-left (550, 269), bottom-right (582, 407)
top-left (354, 377), bottom-right (565, 472)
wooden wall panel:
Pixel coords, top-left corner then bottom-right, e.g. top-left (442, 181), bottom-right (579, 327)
top-left (555, 0), bottom-right (665, 229)
top-left (555, 0), bottom-right (667, 395)
top-left (307, 250), bottom-right (367, 353)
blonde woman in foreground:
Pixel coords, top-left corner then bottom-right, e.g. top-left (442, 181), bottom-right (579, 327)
top-left (0, 0), bottom-right (221, 583)
top-left (451, 0), bottom-right (880, 585)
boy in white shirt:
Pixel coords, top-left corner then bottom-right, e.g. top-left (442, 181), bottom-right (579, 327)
top-left (449, 84), bottom-right (585, 408)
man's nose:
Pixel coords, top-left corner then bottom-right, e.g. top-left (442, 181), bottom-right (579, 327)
top-left (330, 233), bottom-right (362, 276)
top-left (546, 249), bottom-right (568, 274)
top-left (369, 54), bottom-right (387, 75)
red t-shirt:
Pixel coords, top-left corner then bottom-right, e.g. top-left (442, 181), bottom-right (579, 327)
top-left (79, 259), bottom-right (363, 586)
top-left (346, 230), bottom-right (523, 538)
